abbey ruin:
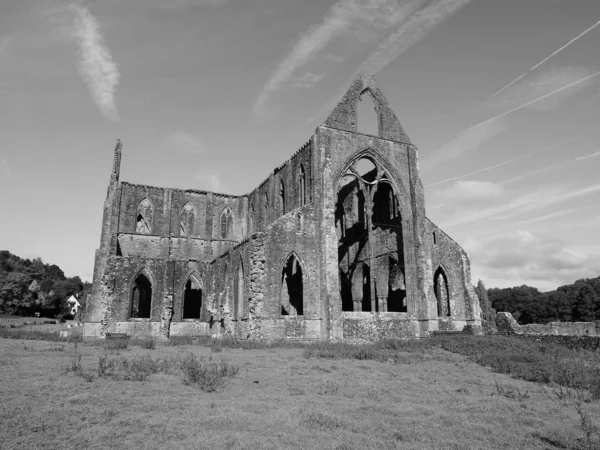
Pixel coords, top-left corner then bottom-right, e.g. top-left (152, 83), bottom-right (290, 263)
top-left (83, 74), bottom-right (482, 340)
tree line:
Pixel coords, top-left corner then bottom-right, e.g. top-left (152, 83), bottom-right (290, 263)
top-left (485, 275), bottom-right (600, 325)
top-left (0, 250), bottom-right (91, 318)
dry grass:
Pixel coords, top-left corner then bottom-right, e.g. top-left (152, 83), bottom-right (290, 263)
top-left (0, 338), bottom-right (598, 450)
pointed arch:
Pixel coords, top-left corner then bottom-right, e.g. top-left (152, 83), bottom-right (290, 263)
top-left (235, 256), bottom-right (245, 320)
top-left (130, 268), bottom-right (154, 318)
top-left (336, 150), bottom-right (407, 314)
top-left (180, 202), bottom-right (196, 237)
top-left (322, 73), bottom-right (410, 143)
top-left (279, 178), bottom-right (286, 215)
top-left (299, 164), bottom-right (306, 207)
top-left (220, 206), bottom-right (233, 239)
top-left (434, 265), bottom-right (451, 317)
top-left (182, 271), bottom-right (203, 319)
top-left (357, 89), bottom-right (379, 136)
top-left (263, 193), bottom-right (269, 226)
top-left (135, 198), bottom-right (153, 234)
top-left (249, 204), bottom-right (255, 234)
top-left (280, 252), bottom-right (305, 316)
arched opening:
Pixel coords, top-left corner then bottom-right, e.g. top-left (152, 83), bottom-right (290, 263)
top-left (220, 207), bottom-right (233, 239)
top-left (131, 272), bottom-right (152, 318)
top-left (180, 203), bottom-right (195, 237)
top-left (433, 231), bottom-right (437, 245)
top-left (372, 182), bottom-right (398, 227)
top-left (279, 179), bottom-right (286, 215)
top-left (281, 254), bottom-right (303, 316)
top-left (355, 157), bottom-right (377, 183)
top-left (263, 193), bottom-right (269, 226)
top-left (296, 213), bottom-right (303, 234)
top-left (249, 204), bottom-right (254, 234)
top-left (387, 261), bottom-right (406, 312)
top-left (183, 275), bottom-right (202, 319)
top-left (135, 198), bottom-right (153, 234)
top-left (357, 90), bottom-right (379, 137)
top-left (434, 267), bottom-right (450, 317)
top-left (336, 156), bottom-right (405, 313)
top-left (235, 262), bottom-right (244, 320)
top-left (299, 165), bottom-right (306, 206)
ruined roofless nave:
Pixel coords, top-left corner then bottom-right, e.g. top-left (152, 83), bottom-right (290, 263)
top-left (84, 74), bottom-right (482, 340)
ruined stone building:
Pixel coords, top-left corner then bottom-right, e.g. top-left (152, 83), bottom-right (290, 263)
top-left (84, 74), bottom-right (481, 340)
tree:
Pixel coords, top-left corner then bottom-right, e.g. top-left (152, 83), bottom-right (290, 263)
top-left (475, 280), bottom-right (496, 330)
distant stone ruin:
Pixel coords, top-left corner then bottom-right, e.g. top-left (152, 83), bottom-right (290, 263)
top-left (83, 74), bottom-right (482, 340)
top-left (496, 312), bottom-right (598, 336)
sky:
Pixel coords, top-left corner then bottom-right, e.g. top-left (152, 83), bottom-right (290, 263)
top-left (1, 0), bottom-right (599, 291)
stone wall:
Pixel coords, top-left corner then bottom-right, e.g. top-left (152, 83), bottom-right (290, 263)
top-left (496, 312), bottom-right (598, 336)
top-left (84, 74), bottom-right (481, 341)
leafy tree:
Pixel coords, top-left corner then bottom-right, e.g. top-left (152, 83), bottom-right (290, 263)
top-left (0, 251), bottom-right (90, 317)
top-left (475, 280), bottom-right (496, 329)
top-left (488, 275), bottom-right (600, 324)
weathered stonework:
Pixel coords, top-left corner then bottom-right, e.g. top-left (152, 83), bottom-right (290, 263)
top-left (496, 311), bottom-right (598, 336)
top-left (84, 74), bottom-right (482, 340)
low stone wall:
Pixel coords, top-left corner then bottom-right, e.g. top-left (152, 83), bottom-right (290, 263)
top-left (495, 312), bottom-right (598, 336)
top-left (513, 333), bottom-right (600, 351)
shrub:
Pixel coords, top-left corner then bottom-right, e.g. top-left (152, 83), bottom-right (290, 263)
top-left (101, 338), bottom-right (129, 351)
top-left (135, 337), bottom-right (157, 350)
top-left (180, 354), bottom-right (239, 392)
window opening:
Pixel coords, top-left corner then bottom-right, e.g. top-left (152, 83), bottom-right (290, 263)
top-left (281, 255), bottom-right (303, 316)
top-left (136, 198), bottom-right (153, 234)
top-left (183, 276), bottom-right (202, 319)
top-left (434, 268), bottom-right (450, 317)
top-left (220, 207), bottom-right (233, 239)
top-left (131, 273), bottom-right (152, 318)
top-left (357, 90), bottom-right (379, 136)
top-left (336, 157), bottom-right (405, 312)
top-left (279, 179), bottom-right (286, 215)
top-left (299, 165), bottom-right (306, 206)
top-left (180, 203), bottom-right (195, 237)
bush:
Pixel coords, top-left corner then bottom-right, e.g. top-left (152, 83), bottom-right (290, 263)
top-left (101, 338), bottom-right (129, 351)
top-left (180, 354), bottom-right (239, 392)
top-left (134, 337), bottom-right (157, 350)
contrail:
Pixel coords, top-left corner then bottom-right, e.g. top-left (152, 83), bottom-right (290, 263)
top-left (500, 149), bottom-right (600, 184)
top-left (454, 69), bottom-right (600, 138)
top-left (491, 20), bottom-right (600, 98)
top-left (424, 138), bottom-right (574, 187)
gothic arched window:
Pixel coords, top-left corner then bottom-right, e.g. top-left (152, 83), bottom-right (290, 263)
top-left (180, 202), bottom-right (196, 237)
top-left (220, 207), bottom-right (233, 239)
top-left (135, 198), bottom-right (153, 234)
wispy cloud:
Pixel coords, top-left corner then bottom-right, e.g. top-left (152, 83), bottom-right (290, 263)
top-left (500, 149), bottom-right (600, 184)
top-left (421, 119), bottom-right (507, 170)
top-left (453, 69), bottom-right (600, 139)
top-left (574, 150), bottom-right (600, 162)
top-left (437, 180), bottom-right (504, 202)
top-left (253, 0), bottom-right (427, 118)
top-left (142, 0), bottom-right (232, 8)
top-left (444, 183), bottom-right (600, 227)
top-left (492, 66), bottom-right (596, 111)
top-left (291, 72), bottom-right (324, 89)
top-left (357, 0), bottom-right (475, 75)
top-left (0, 159), bottom-right (10, 179)
top-left (425, 138), bottom-right (574, 187)
top-left (465, 230), bottom-right (599, 290)
top-left (165, 130), bottom-right (205, 154)
top-left (516, 207), bottom-right (595, 225)
top-left (304, 0), bottom-right (473, 125)
top-left (68, 4), bottom-right (120, 121)
top-left (0, 35), bottom-right (12, 55)
top-left (194, 169), bottom-right (220, 192)
top-left (491, 20), bottom-right (600, 98)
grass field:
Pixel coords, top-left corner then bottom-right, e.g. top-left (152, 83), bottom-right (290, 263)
top-left (0, 334), bottom-right (599, 450)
